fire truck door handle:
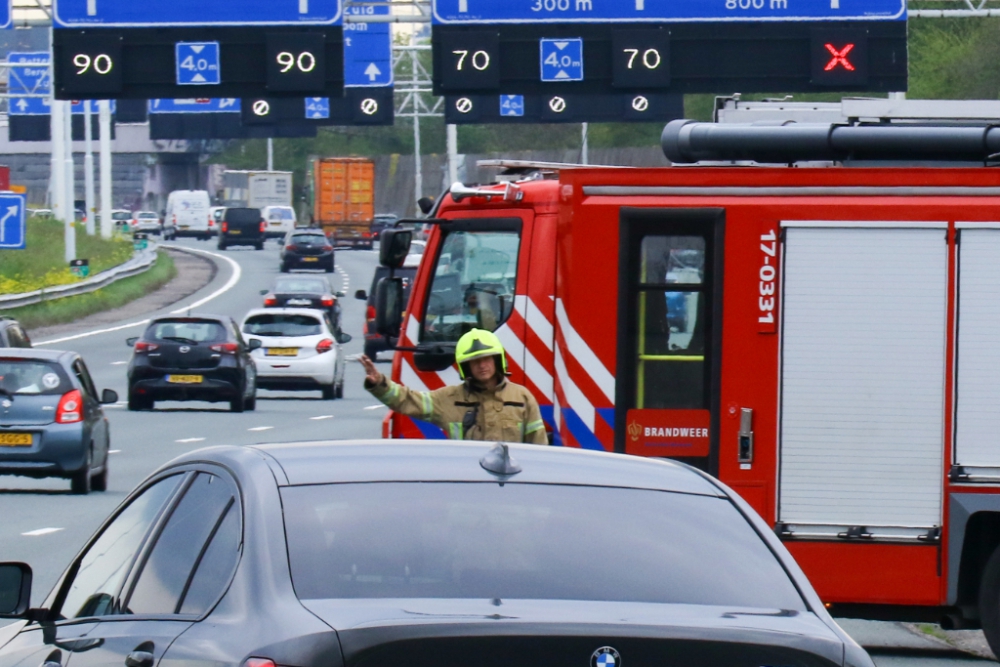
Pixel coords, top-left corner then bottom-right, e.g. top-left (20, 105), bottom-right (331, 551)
top-left (738, 408), bottom-right (754, 464)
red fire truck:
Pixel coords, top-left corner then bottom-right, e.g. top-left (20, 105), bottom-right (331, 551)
top-left (373, 120), bottom-right (1000, 652)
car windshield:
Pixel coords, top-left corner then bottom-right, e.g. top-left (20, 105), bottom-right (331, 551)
top-left (146, 320), bottom-right (228, 343)
top-left (244, 314), bottom-right (322, 337)
top-left (421, 228), bottom-right (520, 343)
top-left (137, 212), bottom-right (158, 219)
top-left (282, 483), bottom-right (806, 609)
top-left (275, 279), bottom-right (326, 295)
top-left (112, 211), bottom-right (131, 221)
top-left (0, 359), bottom-right (71, 395)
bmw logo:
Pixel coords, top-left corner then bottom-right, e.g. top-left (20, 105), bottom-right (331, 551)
top-left (591, 647), bottom-right (620, 667)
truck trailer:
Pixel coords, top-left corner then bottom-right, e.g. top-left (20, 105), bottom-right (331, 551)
top-left (312, 157), bottom-right (375, 249)
top-left (222, 170), bottom-right (293, 209)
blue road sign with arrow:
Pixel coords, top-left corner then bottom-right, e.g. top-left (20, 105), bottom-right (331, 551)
top-left (148, 98), bottom-right (241, 113)
top-left (343, 3), bottom-right (392, 87)
top-left (431, 0), bottom-right (905, 23)
top-left (500, 94), bottom-right (524, 117)
top-left (9, 52), bottom-right (51, 116)
top-left (53, 0), bottom-right (342, 27)
top-left (0, 193), bottom-right (26, 250)
top-left (176, 42), bottom-right (221, 85)
top-left (305, 97), bottom-right (330, 119)
top-left (540, 38), bottom-right (583, 82)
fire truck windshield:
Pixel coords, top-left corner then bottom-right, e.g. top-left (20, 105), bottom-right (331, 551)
top-left (421, 228), bottom-right (520, 343)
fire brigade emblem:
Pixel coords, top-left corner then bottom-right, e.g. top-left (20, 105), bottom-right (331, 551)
top-left (591, 647), bottom-right (620, 667)
top-left (627, 421), bottom-right (642, 442)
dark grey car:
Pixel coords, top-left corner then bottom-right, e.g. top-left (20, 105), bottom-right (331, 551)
top-left (0, 319), bottom-right (31, 348)
top-left (0, 349), bottom-right (117, 494)
top-left (0, 441), bottom-right (874, 667)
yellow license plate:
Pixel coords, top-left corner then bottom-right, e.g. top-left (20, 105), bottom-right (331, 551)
top-left (270, 221), bottom-right (282, 226)
top-left (229, 230), bottom-right (241, 234)
top-left (302, 257), bottom-right (319, 262)
top-left (266, 348), bottom-right (298, 357)
top-left (180, 225), bottom-right (190, 229)
top-left (167, 374), bottom-right (203, 384)
top-left (0, 433), bottom-right (32, 446)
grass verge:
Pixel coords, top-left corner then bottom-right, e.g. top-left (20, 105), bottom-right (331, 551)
top-left (1, 250), bottom-right (177, 331)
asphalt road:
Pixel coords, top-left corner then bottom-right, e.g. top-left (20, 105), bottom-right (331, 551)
top-left (0, 238), bottom-right (995, 666)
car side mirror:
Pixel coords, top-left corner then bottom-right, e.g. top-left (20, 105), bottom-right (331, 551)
top-left (0, 562), bottom-right (32, 618)
top-left (100, 389), bottom-right (119, 405)
top-left (247, 339), bottom-right (262, 351)
top-left (355, 289), bottom-right (367, 301)
top-left (417, 196), bottom-right (435, 215)
top-left (126, 337), bottom-right (138, 347)
top-left (374, 277), bottom-right (404, 338)
top-left (335, 291), bottom-right (345, 298)
top-left (337, 332), bottom-right (353, 344)
top-left (379, 229), bottom-right (412, 269)
top-left (259, 289), bottom-right (268, 296)
top-left (414, 345), bottom-right (456, 373)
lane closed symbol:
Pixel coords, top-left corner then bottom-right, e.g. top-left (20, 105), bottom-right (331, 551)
top-left (455, 97), bottom-right (473, 114)
top-left (360, 98), bottom-right (379, 115)
top-left (252, 100), bottom-right (271, 116)
top-left (548, 96), bottom-right (566, 113)
top-left (632, 95), bottom-right (649, 112)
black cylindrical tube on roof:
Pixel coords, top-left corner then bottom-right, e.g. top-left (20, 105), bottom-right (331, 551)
top-left (661, 119), bottom-right (1000, 164)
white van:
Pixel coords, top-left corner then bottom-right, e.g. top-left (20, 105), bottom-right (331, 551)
top-left (166, 190), bottom-right (212, 240)
top-left (261, 205), bottom-right (297, 239)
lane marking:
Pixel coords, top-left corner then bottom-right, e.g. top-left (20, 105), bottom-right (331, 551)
top-left (175, 437), bottom-right (206, 443)
top-left (310, 415), bottom-right (334, 420)
top-left (109, 449), bottom-right (121, 454)
top-left (110, 361), bottom-right (128, 366)
top-left (364, 404), bottom-right (386, 410)
top-left (248, 426), bottom-right (274, 432)
top-left (22, 527), bottom-right (64, 536)
top-left (35, 246), bottom-right (242, 346)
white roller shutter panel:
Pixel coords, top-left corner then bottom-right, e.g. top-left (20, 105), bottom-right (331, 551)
top-left (956, 228), bottom-right (1000, 469)
top-left (780, 226), bottom-right (946, 529)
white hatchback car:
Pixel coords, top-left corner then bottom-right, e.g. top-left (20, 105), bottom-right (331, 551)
top-left (241, 308), bottom-right (348, 399)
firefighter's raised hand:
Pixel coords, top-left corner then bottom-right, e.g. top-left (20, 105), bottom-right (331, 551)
top-left (360, 355), bottom-right (381, 384)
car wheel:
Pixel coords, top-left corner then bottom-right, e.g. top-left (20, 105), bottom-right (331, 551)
top-left (70, 446), bottom-right (92, 495)
top-left (230, 392), bottom-right (245, 413)
top-left (255, 242), bottom-right (264, 251)
top-left (980, 544), bottom-right (1000, 658)
top-left (245, 395), bottom-right (256, 411)
top-left (325, 264), bottom-right (334, 273)
top-left (91, 462), bottom-right (108, 492)
top-left (127, 392), bottom-right (149, 411)
top-left (335, 380), bottom-right (344, 399)
top-left (321, 384), bottom-right (335, 400)
top-left (280, 262), bottom-right (289, 273)
top-left (217, 243), bottom-right (227, 251)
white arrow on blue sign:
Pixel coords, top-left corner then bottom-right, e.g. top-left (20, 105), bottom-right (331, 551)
top-left (540, 38), bottom-right (583, 83)
top-left (500, 95), bottom-right (525, 117)
top-left (176, 42), bottom-right (221, 86)
top-left (8, 53), bottom-right (51, 116)
top-left (53, 0), bottom-right (342, 27)
top-left (343, 4), bottom-right (392, 87)
top-left (148, 98), bottom-right (241, 113)
top-left (305, 97), bottom-right (330, 119)
top-left (0, 194), bottom-right (26, 250)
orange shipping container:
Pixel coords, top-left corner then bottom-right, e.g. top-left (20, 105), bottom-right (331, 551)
top-left (313, 157), bottom-right (375, 248)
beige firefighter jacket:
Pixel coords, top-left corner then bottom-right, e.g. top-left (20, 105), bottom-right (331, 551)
top-left (365, 372), bottom-right (548, 444)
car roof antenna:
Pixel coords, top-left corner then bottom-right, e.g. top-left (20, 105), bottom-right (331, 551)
top-left (480, 443), bottom-right (522, 478)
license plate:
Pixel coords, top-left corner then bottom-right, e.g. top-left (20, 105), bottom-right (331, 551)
top-left (0, 433), bottom-right (32, 446)
top-left (287, 298), bottom-right (312, 305)
top-left (229, 230), bottom-right (241, 234)
top-left (266, 348), bottom-right (299, 357)
top-left (270, 221), bottom-right (282, 226)
top-left (302, 257), bottom-right (319, 262)
top-left (167, 374), bottom-right (203, 384)
top-left (180, 225), bottom-right (190, 229)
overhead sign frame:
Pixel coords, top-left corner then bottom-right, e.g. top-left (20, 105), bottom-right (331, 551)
top-left (52, 0), bottom-right (342, 28)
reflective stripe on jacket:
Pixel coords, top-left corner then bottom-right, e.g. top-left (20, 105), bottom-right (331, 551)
top-left (365, 373), bottom-right (548, 444)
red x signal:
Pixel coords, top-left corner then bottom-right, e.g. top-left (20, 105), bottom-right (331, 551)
top-left (824, 43), bottom-right (856, 72)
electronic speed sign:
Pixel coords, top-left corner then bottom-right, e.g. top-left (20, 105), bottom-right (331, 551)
top-left (612, 29), bottom-right (669, 88)
top-left (438, 30), bottom-right (499, 91)
top-left (266, 33), bottom-right (326, 92)
top-left (55, 33), bottom-right (123, 96)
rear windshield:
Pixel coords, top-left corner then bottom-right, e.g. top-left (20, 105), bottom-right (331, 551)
top-left (146, 320), bottom-right (228, 343)
top-left (137, 212), bottom-right (158, 219)
top-left (112, 211), bottom-right (131, 221)
top-left (282, 482), bottom-right (806, 610)
top-left (269, 207), bottom-right (295, 221)
top-left (275, 279), bottom-right (326, 294)
top-left (290, 233), bottom-right (327, 245)
top-left (244, 314), bottom-right (322, 337)
top-left (0, 359), bottom-right (71, 396)
top-left (226, 208), bottom-right (262, 224)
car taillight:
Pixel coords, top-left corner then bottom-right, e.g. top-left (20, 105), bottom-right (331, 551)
top-left (56, 389), bottom-right (83, 424)
top-left (316, 338), bottom-right (334, 354)
top-left (264, 296), bottom-right (277, 306)
top-left (321, 297), bottom-right (334, 307)
top-left (210, 342), bottom-right (239, 354)
top-left (322, 245), bottom-right (333, 252)
top-left (285, 244), bottom-right (299, 252)
top-left (260, 220), bottom-right (267, 232)
top-left (366, 305), bottom-right (376, 322)
top-left (222, 222), bottom-right (228, 233)
top-left (209, 219), bottom-right (215, 227)
top-left (134, 341), bottom-right (159, 353)
top-left (362, 232), bottom-right (372, 238)
top-left (243, 659), bottom-right (276, 667)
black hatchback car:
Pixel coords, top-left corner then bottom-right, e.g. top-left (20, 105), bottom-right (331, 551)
top-left (280, 229), bottom-right (334, 272)
top-left (218, 207), bottom-right (265, 251)
top-left (0, 441), bottom-right (874, 667)
top-left (262, 276), bottom-right (344, 333)
top-left (126, 315), bottom-right (260, 412)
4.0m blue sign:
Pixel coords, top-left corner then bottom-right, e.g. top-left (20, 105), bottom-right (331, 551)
top-left (432, 0), bottom-right (905, 23)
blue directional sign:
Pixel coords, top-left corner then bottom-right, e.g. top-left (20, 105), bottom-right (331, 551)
top-left (9, 97), bottom-right (50, 115)
top-left (176, 42), bottom-right (221, 85)
top-left (148, 98), bottom-right (241, 113)
top-left (53, 0), bottom-right (342, 27)
top-left (305, 97), bottom-right (330, 119)
top-left (499, 94), bottom-right (524, 117)
top-left (0, 194), bottom-right (26, 250)
top-left (343, 4), bottom-right (392, 87)
top-left (431, 0), bottom-right (905, 23)
top-left (0, 0), bottom-right (11, 29)
top-left (9, 52), bottom-right (51, 116)
top-left (71, 100), bottom-right (116, 114)
top-left (540, 38), bottom-right (583, 83)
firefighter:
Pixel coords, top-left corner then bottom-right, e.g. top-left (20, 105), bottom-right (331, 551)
top-left (360, 328), bottom-right (548, 444)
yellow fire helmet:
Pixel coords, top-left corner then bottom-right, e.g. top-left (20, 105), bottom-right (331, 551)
top-left (455, 328), bottom-right (507, 379)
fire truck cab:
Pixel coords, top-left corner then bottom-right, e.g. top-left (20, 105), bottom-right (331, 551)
top-left (374, 119), bottom-right (1000, 653)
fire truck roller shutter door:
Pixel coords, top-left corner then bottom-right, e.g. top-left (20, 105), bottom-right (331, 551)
top-left (955, 225), bottom-right (1000, 477)
top-left (779, 223), bottom-right (947, 539)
